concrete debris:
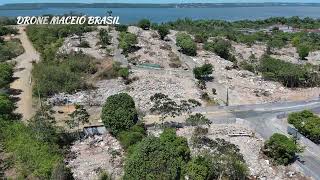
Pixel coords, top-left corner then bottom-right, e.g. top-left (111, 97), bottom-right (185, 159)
top-left (127, 26), bottom-right (185, 69)
top-left (58, 31), bottom-right (109, 59)
top-left (174, 124), bottom-right (307, 180)
top-left (67, 134), bottom-right (124, 180)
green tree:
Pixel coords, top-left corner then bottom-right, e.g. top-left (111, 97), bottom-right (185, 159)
top-left (138, 19), bottom-right (151, 30)
top-left (0, 94), bottom-right (15, 119)
top-left (288, 110), bottom-right (320, 143)
top-left (123, 129), bottom-right (190, 180)
top-left (189, 137), bottom-right (249, 180)
top-left (101, 93), bottom-right (137, 135)
top-left (263, 133), bottom-right (302, 165)
top-left (0, 63), bottom-right (14, 88)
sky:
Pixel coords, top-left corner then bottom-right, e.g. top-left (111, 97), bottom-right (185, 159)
top-left (0, 0), bottom-right (319, 5)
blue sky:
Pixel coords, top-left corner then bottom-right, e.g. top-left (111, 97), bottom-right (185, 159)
top-left (1, 0), bottom-right (319, 5)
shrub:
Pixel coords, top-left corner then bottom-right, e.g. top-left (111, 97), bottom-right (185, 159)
top-left (118, 67), bottom-right (129, 79)
top-left (0, 122), bottom-right (62, 179)
top-left (118, 32), bottom-right (138, 54)
top-left (176, 33), bottom-right (197, 56)
top-left (99, 29), bottom-right (110, 47)
top-left (0, 94), bottom-right (15, 118)
top-left (239, 61), bottom-right (255, 73)
top-left (204, 38), bottom-right (235, 62)
top-left (0, 39), bottom-right (24, 62)
top-left (288, 110), bottom-right (320, 144)
top-left (189, 137), bottom-right (249, 179)
top-left (98, 171), bottom-right (111, 180)
top-left (297, 44), bottom-right (310, 60)
top-left (32, 54), bottom-right (96, 97)
top-left (157, 25), bottom-right (170, 40)
top-left (186, 113), bottom-right (210, 126)
top-left (194, 32), bottom-right (208, 43)
top-left (118, 123), bottom-right (146, 149)
top-left (101, 93), bottom-right (138, 135)
top-left (259, 56), bottom-right (320, 88)
top-left (0, 26), bottom-right (18, 36)
top-left (193, 64), bottom-right (213, 80)
top-left (77, 40), bottom-right (90, 48)
top-left (0, 63), bottom-right (14, 88)
top-left (138, 19), bottom-right (151, 30)
top-left (123, 129), bottom-right (190, 179)
top-left (115, 24), bottom-right (128, 32)
top-left (263, 133), bottom-right (301, 165)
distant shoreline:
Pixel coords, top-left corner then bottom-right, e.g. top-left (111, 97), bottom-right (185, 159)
top-left (2, 3), bottom-right (320, 10)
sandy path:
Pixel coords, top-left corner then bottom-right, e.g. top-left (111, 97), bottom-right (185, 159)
top-left (10, 26), bottom-right (40, 121)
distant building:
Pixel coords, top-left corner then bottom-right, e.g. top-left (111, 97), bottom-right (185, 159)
top-left (264, 24), bottom-right (299, 33)
top-left (304, 29), bottom-right (320, 33)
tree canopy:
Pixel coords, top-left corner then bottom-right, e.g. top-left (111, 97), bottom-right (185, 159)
top-left (123, 129), bottom-right (190, 180)
top-left (263, 133), bottom-right (301, 165)
top-left (101, 93), bottom-right (138, 135)
top-left (288, 110), bottom-right (320, 144)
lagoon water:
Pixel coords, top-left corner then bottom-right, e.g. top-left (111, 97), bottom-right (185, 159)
top-left (1, 6), bottom-right (320, 23)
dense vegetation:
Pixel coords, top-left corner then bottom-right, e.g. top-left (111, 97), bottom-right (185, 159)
top-left (263, 133), bottom-right (301, 165)
top-left (27, 25), bottom-right (93, 61)
top-left (0, 60), bottom-right (71, 179)
top-left (27, 25), bottom-right (97, 97)
top-left (124, 129), bottom-right (190, 179)
top-left (0, 39), bottom-right (24, 62)
top-left (32, 53), bottom-right (97, 97)
top-left (176, 32), bottom-right (197, 56)
top-left (0, 26), bottom-right (18, 36)
top-left (259, 56), bottom-right (320, 88)
top-left (0, 63), bottom-right (14, 89)
top-left (166, 17), bottom-right (320, 54)
top-left (190, 135), bottom-right (249, 179)
top-left (288, 110), bottom-right (320, 144)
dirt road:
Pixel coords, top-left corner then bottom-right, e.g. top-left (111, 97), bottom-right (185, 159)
top-left (10, 26), bottom-right (40, 121)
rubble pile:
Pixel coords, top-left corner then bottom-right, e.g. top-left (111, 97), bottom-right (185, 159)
top-left (233, 42), bottom-right (266, 61)
top-left (176, 125), bottom-right (305, 180)
top-left (127, 69), bottom-right (201, 112)
top-left (127, 26), bottom-right (184, 68)
top-left (49, 69), bottom-right (200, 113)
top-left (67, 134), bottom-right (124, 180)
top-left (195, 50), bottom-right (320, 105)
top-left (58, 31), bottom-right (108, 59)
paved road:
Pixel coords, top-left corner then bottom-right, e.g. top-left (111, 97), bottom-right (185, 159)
top-left (145, 99), bottom-right (320, 179)
top-left (10, 26), bottom-right (40, 121)
top-left (198, 99), bottom-right (320, 180)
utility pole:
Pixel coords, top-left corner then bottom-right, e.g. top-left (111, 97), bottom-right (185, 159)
top-left (226, 87), bottom-right (229, 106)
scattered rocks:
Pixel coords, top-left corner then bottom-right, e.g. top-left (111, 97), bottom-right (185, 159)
top-left (67, 134), bottom-right (124, 180)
